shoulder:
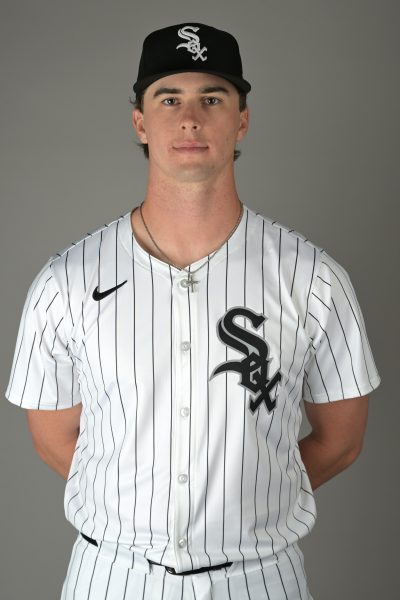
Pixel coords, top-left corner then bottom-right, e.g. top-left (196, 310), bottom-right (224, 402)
top-left (247, 207), bottom-right (325, 278)
top-left (45, 211), bottom-right (129, 279)
top-left (250, 208), bottom-right (322, 253)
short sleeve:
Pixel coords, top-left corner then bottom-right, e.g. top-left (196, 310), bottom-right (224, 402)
top-left (303, 251), bottom-right (381, 403)
top-left (5, 259), bottom-right (82, 410)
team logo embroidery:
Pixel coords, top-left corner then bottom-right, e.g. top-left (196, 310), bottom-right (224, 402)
top-left (176, 25), bottom-right (207, 62)
top-left (210, 307), bottom-right (282, 414)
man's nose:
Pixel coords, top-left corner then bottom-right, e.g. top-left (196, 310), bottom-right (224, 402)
top-left (179, 105), bottom-right (202, 130)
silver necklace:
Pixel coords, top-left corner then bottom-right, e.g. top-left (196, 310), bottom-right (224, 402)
top-left (138, 201), bottom-right (244, 292)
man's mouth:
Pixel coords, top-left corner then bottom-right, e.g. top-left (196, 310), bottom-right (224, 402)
top-left (173, 142), bottom-right (208, 150)
top-left (173, 143), bottom-right (208, 153)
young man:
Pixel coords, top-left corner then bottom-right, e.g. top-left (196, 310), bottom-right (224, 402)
top-left (5, 23), bottom-right (380, 600)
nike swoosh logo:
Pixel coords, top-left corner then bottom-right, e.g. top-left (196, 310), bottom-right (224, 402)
top-left (92, 280), bottom-right (127, 301)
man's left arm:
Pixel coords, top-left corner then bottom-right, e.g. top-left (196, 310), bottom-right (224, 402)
top-left (298, 394), bottom-right (369, 491)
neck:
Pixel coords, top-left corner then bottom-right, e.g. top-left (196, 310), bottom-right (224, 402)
top-left (131, 171), bottom-right (243, 268)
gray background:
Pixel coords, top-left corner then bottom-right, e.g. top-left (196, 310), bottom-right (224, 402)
top-left (0, 1), bottom-right (398, 598)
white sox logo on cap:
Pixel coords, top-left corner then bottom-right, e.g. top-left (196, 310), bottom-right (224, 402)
top-left (176, 25), bottom-right (207, 62)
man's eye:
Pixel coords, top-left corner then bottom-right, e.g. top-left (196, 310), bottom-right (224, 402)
top-left (204, 97), bottom-right (220, 105)
top-left (162, 98), bottom-right (178, 106)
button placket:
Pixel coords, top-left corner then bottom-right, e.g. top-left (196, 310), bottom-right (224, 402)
top-left (171, 277), bottom-right (194, 569)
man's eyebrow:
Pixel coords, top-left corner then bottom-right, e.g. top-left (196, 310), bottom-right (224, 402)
top-left (152, 85), bottom-right (231, 98)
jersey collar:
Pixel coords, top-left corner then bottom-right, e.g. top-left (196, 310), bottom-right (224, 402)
top-left (118, 204), bottom-right (254, 281)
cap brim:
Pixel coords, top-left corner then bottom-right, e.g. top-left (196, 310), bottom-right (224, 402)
top-left (133, 68), bottom-right (251, 95)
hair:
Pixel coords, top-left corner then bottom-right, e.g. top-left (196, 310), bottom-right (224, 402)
top-left (128, 85), bottom-right (248, 161)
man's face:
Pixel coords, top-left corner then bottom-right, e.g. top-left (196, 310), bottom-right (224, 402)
top-left (132, 72), bottom-right (249, 183)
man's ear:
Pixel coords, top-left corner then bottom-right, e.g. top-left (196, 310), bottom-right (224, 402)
top-left (132, 108), bottom-right (147, 144)
top-left (236, 106), bottom-right (249, 142)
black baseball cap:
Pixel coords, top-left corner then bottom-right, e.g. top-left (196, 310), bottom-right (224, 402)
top-left (133, 23), bottom-right (251, 96)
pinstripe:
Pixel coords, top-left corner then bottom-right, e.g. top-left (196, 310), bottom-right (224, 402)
top-left (65, 251), bottom-right (74, 327)
top-left (221, 242), bottom-right (229, 563)
top-left (121, 567), bottom-right (130, 599)
top-left (52, 317), bottom-right (64, 408)
top-left (72, 543), bottom-right (90, 599)
top-left (61, 537), bottom-right (82, 599)
top-left (308, 312), bottom-right (344, 396)
top-left (317, 274), bottom-right (330, 287)
top-left (73, 342), bottom-right (97, 527)
top-left (33, 275), bottom-right (52, 310)
top-left (253, 405), bottom-right (262, 562)
top-left (36, 372), bottom-right (45, 408)
top-left (275, 228), bottom-right (290, 548)
top-left (328, 261), bottom-right (377, 382)
top-left (275, 561), bottom-right (289, 600)
top-left (131, 235), bottom-right (139, 549)
top-left (83, 336), bottom-right (105, 536)
top-left (144, 255), bottom-right (155, 556)
top-left (283, 548), bottom-right (304, 599)
top-left (303, 375), bottom-right (314, 403)
top-left (332, 296), bottom-right (362, 392)
top-left (238, 212), bottom-right (247, 567)
top-left (86, 551), bottom-right (100, 599)
top-left (303, 248), bottom-right (316, 328)
top-left (290, 238), bottom-right (299, 297)
top-left (73, 240), bottom-right (103, 525)
top-left (259, 569), bottom-right (272, 600)
top-left (159, 265), bottom-right (174, 563)
top-left (292, 543), bottom-right (307, 581)
top-left (167, 267), bottom-right (174, 561)
top-left (8, 270), bottom-right (51, 392)
top-left (311, 292), bottom-right (330, 311)
top-left (186, 268), bottom-right (195, 570)
top-left (83, 336), bottom-right (106, 534)
top-left (114, 221), bottom-right (127, 545)
top-left (261, 219), bottom-right (275, 554)
top-left (19, 331), bottom-right (36, 405)
top-left (7, 328), bottom-right (25, 395)
top-left (243, 572), bottom-right (252, 600)
top-left (245, 215), bottom-right (269, 591)
top-left (96, 231), bottom-right (115, 539)
top-left (45, 290), bottom-right (59, 313)
top-left (279, 232), bottom-right (300, 539)
top-left (204, 258), bottom-right (212, 565)
top-left (312, 355), bottom-right (329, 401)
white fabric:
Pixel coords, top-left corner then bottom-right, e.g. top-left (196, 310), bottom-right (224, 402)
top-left (5, 205), bottom-right (380, 578)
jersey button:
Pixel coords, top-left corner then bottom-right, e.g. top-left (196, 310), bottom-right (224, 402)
top-left (181, 341), bottom-right (191, 352)
top-left (178, 538), bottom-right (186, 548)
top-left (179, 279), bottom-right (190, 289)
top-left (180, 407), bottom-right (190, 417)
top-left (178, 474), bottom-right (188, 483)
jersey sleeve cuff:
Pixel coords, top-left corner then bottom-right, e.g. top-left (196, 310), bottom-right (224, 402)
top-left (303, 374), bottom-right (381, 403)
top-left (4, 390), bottom-right (82, 410)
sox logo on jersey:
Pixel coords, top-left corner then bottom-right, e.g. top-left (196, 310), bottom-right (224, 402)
top-left (210, 307), bottom-right (282, 414)
top-left (176, 25), bottom-right (208, 62)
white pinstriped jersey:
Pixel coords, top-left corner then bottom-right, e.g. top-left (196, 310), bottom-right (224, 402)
top-left (5, 205), bottom-right (380, 573)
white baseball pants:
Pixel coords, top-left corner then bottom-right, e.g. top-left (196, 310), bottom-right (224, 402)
top-left (60, 533), bottom-right (314, 599)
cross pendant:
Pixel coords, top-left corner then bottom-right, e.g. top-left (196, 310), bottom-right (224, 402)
top-left (185, 273), bottom-right (198, 292)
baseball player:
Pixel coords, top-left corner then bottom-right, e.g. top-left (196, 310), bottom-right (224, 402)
top-left (5, 23), bottom-right (381, 600)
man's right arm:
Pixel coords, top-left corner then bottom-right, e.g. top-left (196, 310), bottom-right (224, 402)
top-left (26, 403), bottom-right (82, 480)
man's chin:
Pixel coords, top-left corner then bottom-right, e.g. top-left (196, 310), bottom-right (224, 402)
top-left (168, 163), bottom-right (217, 183)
